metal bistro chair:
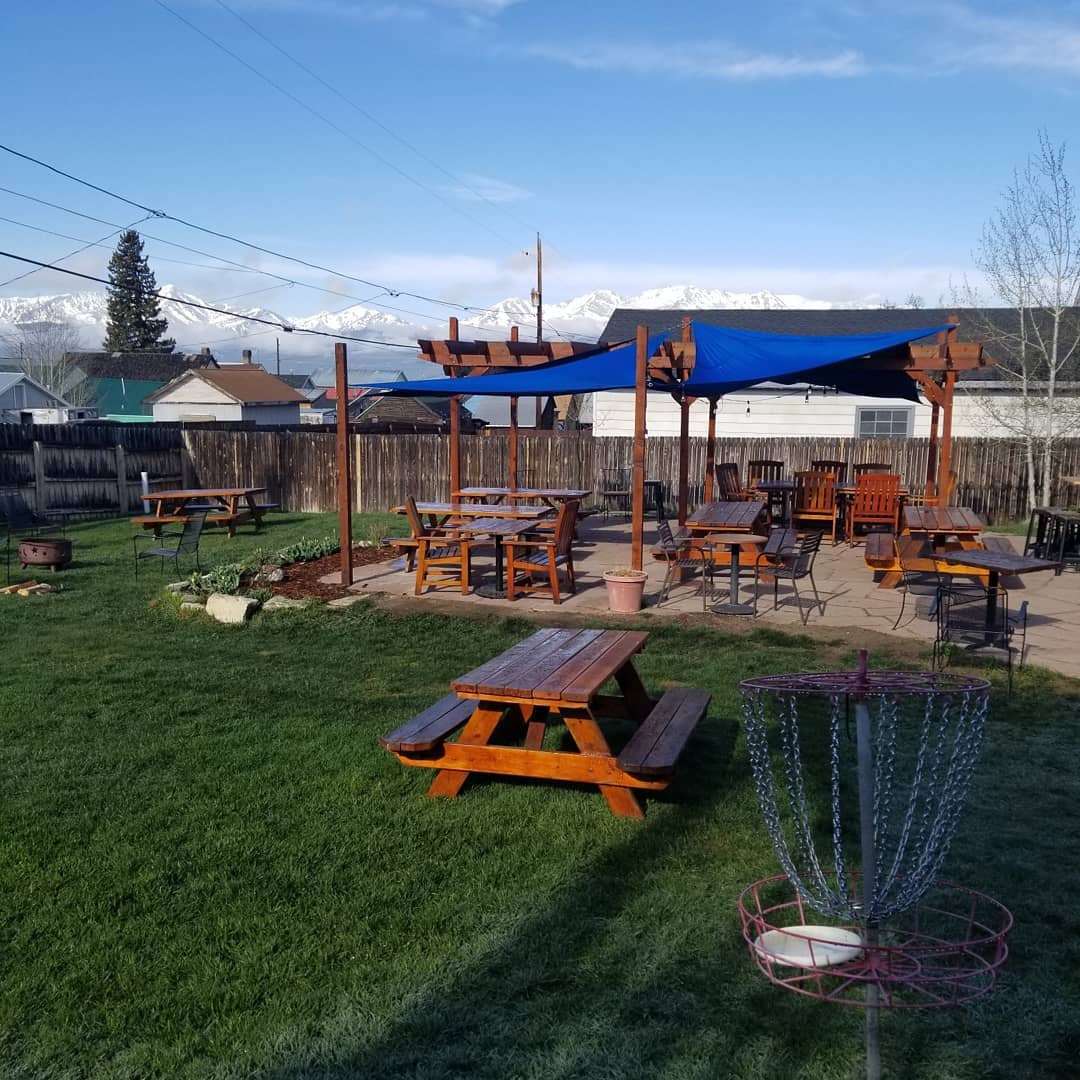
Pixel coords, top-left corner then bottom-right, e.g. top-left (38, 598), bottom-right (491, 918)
top-left (810, 459), bottom-right (847, 483)
top-left (656, 519), bottom-right (712, 610)
top-left (133, 511), bottom-right (207, 578)
top-left (599, 467), bottom-right (631, 518)
top-left (1, 492), bottom-right (66, 538)
top-left (935, 584), bottom-right (1028, 692)
top-left (752, 530), bottom-right (825, 624)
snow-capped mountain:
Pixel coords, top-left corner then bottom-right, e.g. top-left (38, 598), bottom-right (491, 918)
top-left (0, 283), bottom-right (848, 373)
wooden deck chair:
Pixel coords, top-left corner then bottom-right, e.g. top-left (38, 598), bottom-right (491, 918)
top-left (792, 470), bottom-right (839, 544)
top-left (846, 472), bottom-right (901, 545)
top-left (852, 462), bottom-right (892, 479)
top-left (405, 495), bottom-right (471, 595)
top-left (714, 463), bottom-right (748, 500)
top-left (810, 459), bottom-right (847, 483)
top-left (504, 500), bottom-right (578, 604)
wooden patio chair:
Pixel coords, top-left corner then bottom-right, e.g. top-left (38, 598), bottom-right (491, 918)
top-left (715, 463), bottom-right (750, 501)
top-left (810, 459), bottom-right (847, 483)
top-left (852, 462), bottom-right (892, 479)
top-left (746, 459), bottom-right (784, 487)
top-left (846, 472), bottom-right (901, 545)
top-left (792, 470), bottom-right (839, 544)
top-left (504, 500), bottom-right (578, 604)
top-left (405, 495), bottom-right (471, 595)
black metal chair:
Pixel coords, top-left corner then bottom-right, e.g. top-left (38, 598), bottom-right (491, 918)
top-left (934, 584), bottom-right (1028, 691)
top-left (133, 511), bottom-right (207, 578)
top-left (892, 539), bottom-right (985, 630)
top-left (656, 519), bottom-right (712, 610)
top-left (753, 530), bottom-right (825, 624)
top-left (599, 467), bottom-right (631, 518)
top-left (1, 492), bottom-right (65, 538)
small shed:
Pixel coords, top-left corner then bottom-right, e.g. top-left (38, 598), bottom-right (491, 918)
top-left (0, 371), bottom-right (94, 424)
top-left (145, 366), bottom-right (306, 424)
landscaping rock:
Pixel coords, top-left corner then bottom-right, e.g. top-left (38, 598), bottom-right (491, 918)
top-left (166, 581), bottom-right (191, 593)
top-left (327, 595), bottom-right (365, 609)
top-left (264, 568), bottom-right (285, 583)
top-left (262, 595), bottom-right (308, 612)
top-left (206, 592), bottom-right (258, 624)
top-left (180, 600), bottom-right (205, 614)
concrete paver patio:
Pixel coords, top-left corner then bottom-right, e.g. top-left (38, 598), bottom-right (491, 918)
top-left (331, 515), bottom-right (1080, 679)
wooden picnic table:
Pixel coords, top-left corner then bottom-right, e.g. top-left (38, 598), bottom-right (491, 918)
top-left (937, 549), bottom-right (1059, 630)
top-left (685, 500), bottom-right (767, 534)
top-left (391, 501), bottom-right (553, 527)
top-left (380, 627), bottom-right (711, 819)
top-left (130, 486), bottom-right (271, 539)
top-left (903, 505), bottom-right (984, 544)
top-left (442, 516), bottom-right (539, 599)
top-left (454, 486), bottom-right (591, 510)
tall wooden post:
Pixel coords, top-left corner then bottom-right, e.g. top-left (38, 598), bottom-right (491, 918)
top-left (704, 398), bottom-right (718, 502)
top-left (335, 342), bottom-right (353, 586)
top-left (509, 325), bottom-right (519, 490)
top-left (448, 316), bottom-right (461, 499)
top-left (925, 400), bottom-right (940, 502)
top-left (676, 316), bottom-right (693, 524)
top-left (631, 324), bottom-right (648, 571)
top-left (936, 317), bottom-right (959, 505)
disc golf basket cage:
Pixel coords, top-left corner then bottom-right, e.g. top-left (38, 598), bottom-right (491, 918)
top-left (736, 655), bottom-right (1011, 1080)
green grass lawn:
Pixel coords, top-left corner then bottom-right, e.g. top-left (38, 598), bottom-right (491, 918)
top-left (3, 516), bottom-right (1080, 1079)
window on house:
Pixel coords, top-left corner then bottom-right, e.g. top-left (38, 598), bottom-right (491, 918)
top-left (855, 407), bottom-right (913, 438)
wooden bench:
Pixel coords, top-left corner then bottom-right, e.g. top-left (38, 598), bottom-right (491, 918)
top-left (865, 531), bottom-right (896, 570)
top-left (617, 688), bottom-right (711, 777)
top-left (254, 501), bottom-right (280, 512)
top-left (380, 693), bottom-right (477, 753)
top-left (130, 512), bottom-right (238, 528)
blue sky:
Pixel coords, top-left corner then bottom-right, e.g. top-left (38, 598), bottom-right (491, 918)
top-left (2, 0), bottom-right (1079, 322)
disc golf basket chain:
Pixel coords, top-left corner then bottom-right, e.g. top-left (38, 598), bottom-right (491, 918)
top-left (736, 654), bottom-right (1011, 1080)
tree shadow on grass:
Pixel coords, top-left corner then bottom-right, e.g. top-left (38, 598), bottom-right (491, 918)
top-left (260, 715), bottom-right (858, 1080)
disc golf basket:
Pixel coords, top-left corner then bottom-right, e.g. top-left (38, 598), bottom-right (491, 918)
top-left (737, 652), bottom-right (1011, 1080)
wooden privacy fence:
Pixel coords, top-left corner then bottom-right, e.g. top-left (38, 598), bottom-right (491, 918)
top-left (179, 428), bottom-right (1080, 525)
top-left (4, 425), bottom-right (1078, 524)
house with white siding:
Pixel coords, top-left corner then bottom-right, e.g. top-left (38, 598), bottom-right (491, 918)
top-left (145, 365), bottom-right (306, 424)
top-left (591, 307), bottom-right (1077, 440)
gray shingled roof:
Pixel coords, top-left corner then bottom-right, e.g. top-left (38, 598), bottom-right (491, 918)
top-left (598, 306), bottom-right (1080, 382)
top-left (65, 350), bottom-right (218, 381)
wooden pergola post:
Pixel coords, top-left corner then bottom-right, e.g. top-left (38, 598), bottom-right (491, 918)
top-left (676, 317), bottom-right (692, 525)
top-left (925, 401), bottom-right (940, 502)
top-left (334, 341), bottom-right (353, 587)
top-left (704, 398), bottom-right (717, 502)
top-left (448, 316), bottom-right (460, 499)
top-left (509, 325), bottom-right (519, 490)
top-left (631, 324), bottom-right (648, 571)
top-left (936, 317), bottom-right (960, 505)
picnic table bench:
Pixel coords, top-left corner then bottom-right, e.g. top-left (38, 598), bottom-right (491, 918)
top-left (381, 627), bottom-right (711, 819)
top-left (131, 487), bottom-right (271, 539)
top-left (864, 531), bottom-right (1020, 589)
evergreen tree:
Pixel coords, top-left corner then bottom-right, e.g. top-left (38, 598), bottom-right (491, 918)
top-left (102, 230), bottom-right (174, 351)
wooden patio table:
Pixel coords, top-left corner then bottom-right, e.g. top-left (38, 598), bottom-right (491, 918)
top-left (454, 487), bottom-right (591, 510)
top-left (441, 516), bottom-right (539, 599)
top-left (391, 501), bottom-right (553, 529)
top-left (130, 486), bottom-right (269, 539)
top-left (685, 500), bottom-right (767, 534)
top-left (937, 549), bottom-right (1059, 631)
top-left (903, 505), bottom-right (984, 548)
top-left (381, 627), bottom-right (708, 819)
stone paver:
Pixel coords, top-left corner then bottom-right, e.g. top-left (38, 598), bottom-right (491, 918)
top-left (326, 517), bottom-right (1080, 678)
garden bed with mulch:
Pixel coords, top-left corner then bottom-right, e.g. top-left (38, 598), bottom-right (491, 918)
top-left (270, 544), bottom-right (398, 601)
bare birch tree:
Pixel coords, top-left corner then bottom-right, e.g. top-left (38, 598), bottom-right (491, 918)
top-left (0, 319), bottom-right (90, 404)
top-left (959, 131), bottom-right (1080, 509)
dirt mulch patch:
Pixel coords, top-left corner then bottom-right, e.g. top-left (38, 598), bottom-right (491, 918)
top-left (270, 545), bottom-right (398, 601)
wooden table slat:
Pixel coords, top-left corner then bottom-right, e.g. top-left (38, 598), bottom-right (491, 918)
top-left (559, 630), bottom-right (649, 703)
top-left (393, 501), bottom-right (552, 520)
top-left (451, 628), bottom-right (566, 694)
top-left (685, 501), bottom-right (766, 532)
top-left (476, 628), bottom-right (608, 698)
top-left (532, 630), bottom-right (638, 702)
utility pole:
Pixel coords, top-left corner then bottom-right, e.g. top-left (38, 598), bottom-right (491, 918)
top-left (276, 337), bottom-right (280, 376)
top-left (531, 232), bottom-right (543, 426)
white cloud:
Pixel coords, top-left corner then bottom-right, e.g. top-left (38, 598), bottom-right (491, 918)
top-left (225, 0), bottom-right (519, 22)
top-left (445, 174), bottom-right (532, 204)
top-left (523, 40), bottom-right (867, 80)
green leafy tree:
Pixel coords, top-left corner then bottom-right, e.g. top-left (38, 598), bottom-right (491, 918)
top-left (102, 230), bottom-right (174, 352)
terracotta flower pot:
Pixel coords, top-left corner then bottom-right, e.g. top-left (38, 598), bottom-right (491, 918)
top-left (603, 569), bottom-right (648, 613)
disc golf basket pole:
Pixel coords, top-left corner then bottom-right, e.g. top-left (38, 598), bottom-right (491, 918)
top-left (737, 650), bottom-right (1011, 1080)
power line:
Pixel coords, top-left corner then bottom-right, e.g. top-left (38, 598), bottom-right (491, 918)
top-left (0, 249), bottom-right (419, 349)
top-left (0, 152), bottom-right (522, 316)
top-left (212, 0), bottom-right (537, 234)
top-left (152, 0), bottom-right (518, 247)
